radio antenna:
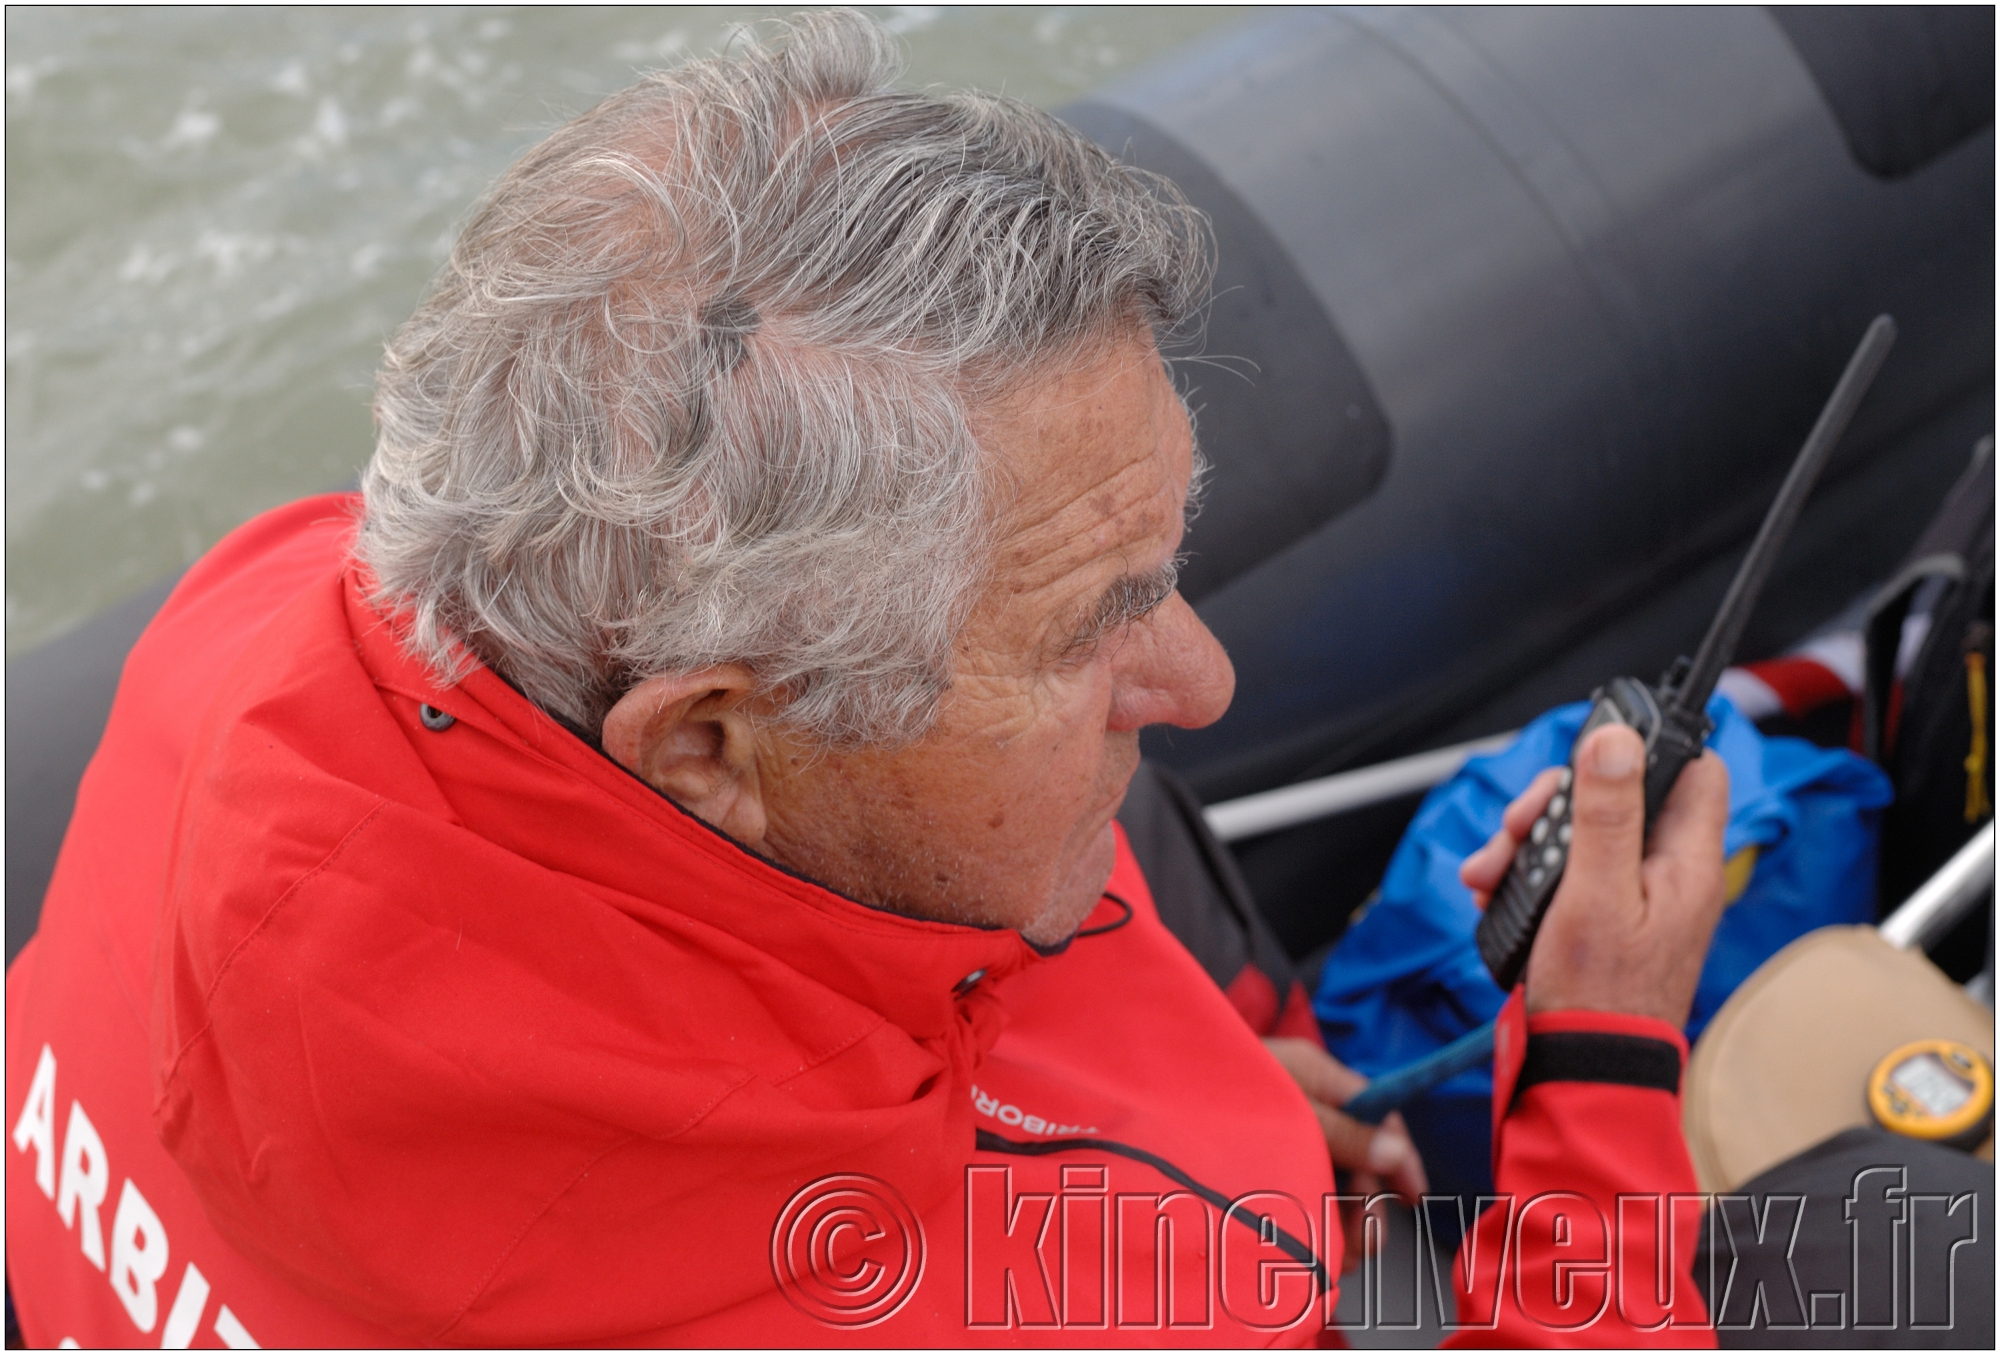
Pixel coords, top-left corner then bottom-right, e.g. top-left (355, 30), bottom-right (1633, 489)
top-left (1676, 314), bottom-right (1898, 711)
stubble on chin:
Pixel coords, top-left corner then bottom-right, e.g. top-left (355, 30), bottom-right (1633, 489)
top-left (1014, 820), bottom-right (1121, 948)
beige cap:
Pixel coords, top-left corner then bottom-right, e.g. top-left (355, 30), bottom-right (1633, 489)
top-left (1684, 925), bottom-right (1996, 1193)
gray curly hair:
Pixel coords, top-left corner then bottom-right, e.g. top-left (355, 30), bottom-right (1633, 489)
top-left (357, 8), bottom-right (1210, 745)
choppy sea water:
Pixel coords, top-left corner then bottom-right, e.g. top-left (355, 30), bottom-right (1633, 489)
top-left (4, 5), bottom-right (1254, 655)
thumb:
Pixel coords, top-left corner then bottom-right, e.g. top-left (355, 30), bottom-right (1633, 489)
top-left (1562, 722), bottom-right (1647, 902)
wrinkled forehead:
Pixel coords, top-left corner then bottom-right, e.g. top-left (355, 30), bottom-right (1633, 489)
top-left (977, 335), bottom-right (1193, 534)
top-left (968, 336), bottom-right (1195, 635)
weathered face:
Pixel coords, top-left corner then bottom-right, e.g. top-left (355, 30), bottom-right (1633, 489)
top-left (755, 334), bottom-right (1235, 944)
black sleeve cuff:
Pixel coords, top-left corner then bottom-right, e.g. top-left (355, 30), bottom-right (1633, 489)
top-left (1512, 1030), bottom-right (1683, 1105)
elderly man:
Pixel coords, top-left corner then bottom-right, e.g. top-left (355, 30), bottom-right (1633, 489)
top-left (7, 12), bottom-right (1728, 1346)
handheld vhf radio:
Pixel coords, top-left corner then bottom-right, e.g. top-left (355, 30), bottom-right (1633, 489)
top-left (1474, 315), bottom-right (1899, 994)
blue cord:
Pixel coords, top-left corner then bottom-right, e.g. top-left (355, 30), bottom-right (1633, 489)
top-left (1340, 1020), bottom-right (1497, 1125)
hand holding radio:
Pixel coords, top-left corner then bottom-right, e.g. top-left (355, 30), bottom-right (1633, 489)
top-left (1332, 317), bottom-right (1898, 1124)
top-left (1470, 315), bottom-right (1898, 1003)
top-left (1461, 723), bottom-right (1730, 1026)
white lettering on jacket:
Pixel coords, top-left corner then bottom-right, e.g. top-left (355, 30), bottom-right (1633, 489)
top-left (160, 1263), bottom-right (211, 1348)
top-left (967, 1084), bottom-right (1096, 1137)
top-left (109, 1179), bottom-right (169, 1332)
top-left (10, 1043), bottom-right (259, 1347)
top-left (57, 1101), bottom-right (109, 1270)
top-left (12, 1044), bottom-right (58, 1197)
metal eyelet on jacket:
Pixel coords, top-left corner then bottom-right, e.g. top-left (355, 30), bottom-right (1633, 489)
top-left (952, 969), bottom-right (986, 997)
top-left (418, 704), bottom-right (456, 732)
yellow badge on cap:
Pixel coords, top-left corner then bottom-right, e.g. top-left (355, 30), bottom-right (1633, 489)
top-left (1867, 1039), bottom-right (1994, 1148)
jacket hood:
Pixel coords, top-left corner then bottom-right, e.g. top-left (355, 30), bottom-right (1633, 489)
top-left (152, 563), bottom-right (1044, 1342)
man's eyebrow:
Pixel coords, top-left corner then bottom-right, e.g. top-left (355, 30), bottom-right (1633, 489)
top-left (1054, 433), bottom-right (1206, 661)
top-left (1059, 554), bottom-right (1184, 659)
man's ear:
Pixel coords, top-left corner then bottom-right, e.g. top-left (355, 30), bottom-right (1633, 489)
top-left (601, 666), bottom-right (768, 846)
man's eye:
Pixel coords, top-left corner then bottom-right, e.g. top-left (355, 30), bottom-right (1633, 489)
top-left (1057, 558), bottom-right (1182, 662)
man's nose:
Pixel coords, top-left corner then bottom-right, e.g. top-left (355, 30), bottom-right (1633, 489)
top-left (1106, 592), bottom-right (1236, 732)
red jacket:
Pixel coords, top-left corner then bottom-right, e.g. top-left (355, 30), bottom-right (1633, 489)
top-left (7, 495), bottom-right (1713, 1346)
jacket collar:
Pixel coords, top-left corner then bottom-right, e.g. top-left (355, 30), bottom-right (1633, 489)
top-left (342, 567), bottom-right (1040, 1043)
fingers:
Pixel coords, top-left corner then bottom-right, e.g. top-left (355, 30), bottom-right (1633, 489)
top-left (1263, 1037), bottom-right (1365, 1105)
top-left (1459, 827), bottom-right (1514, 904)
top-left (1262, 1038), bottom-right (1429, 1202)
top-left (1642, 748), bottom-right (1730, 922)
top-left (1379, 1111), bottom-right (1430, 1199)
top-left (1526, 731), bottom-right (1729, 1023)
top-left (1460, 766), bottom-right (1565, 900)
top-left (1648, 748), bottom-right (1730, 876)
top-left (1309, 1099), bottom-right (1422, 1196)
top-left (1556, 723), bottom-right (1646, 916)
top-left (1503, 766), bottom-right (1566, 840)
